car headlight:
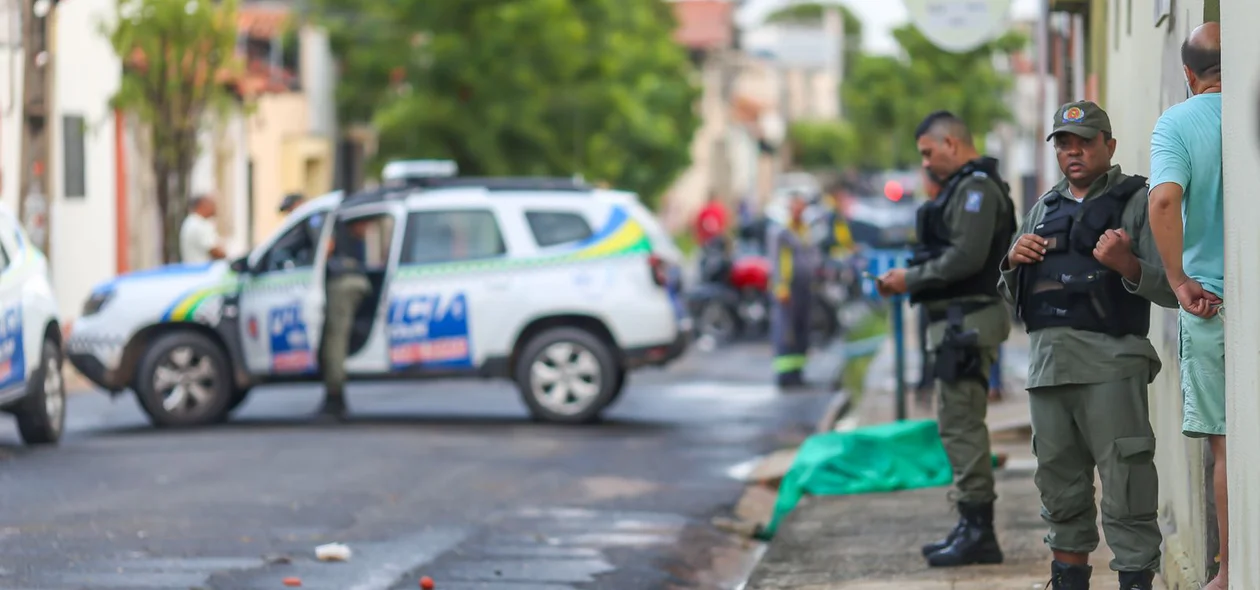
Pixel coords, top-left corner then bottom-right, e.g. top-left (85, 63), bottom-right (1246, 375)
top-left (82, 289), bottom-right (114, 316)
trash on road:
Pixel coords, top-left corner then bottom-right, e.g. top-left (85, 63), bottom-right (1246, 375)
top-left (314, 542), bottom-right (352, 561)
top-left (420, 575), bottom-right (435, 589)
top-left (282, 576), bottom-right (302, 587)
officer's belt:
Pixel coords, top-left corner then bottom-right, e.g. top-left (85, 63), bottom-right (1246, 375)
top-left (925, 300), bottom-right (994, 323)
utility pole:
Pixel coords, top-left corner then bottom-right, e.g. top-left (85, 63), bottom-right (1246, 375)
top-left (18, 0), bottom-right (55, 260)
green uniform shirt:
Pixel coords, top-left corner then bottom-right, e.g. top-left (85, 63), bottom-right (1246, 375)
top-left (906, 173), bottom-right (1012, 349)
top-left (998, 165), bottom-right (1178, 389)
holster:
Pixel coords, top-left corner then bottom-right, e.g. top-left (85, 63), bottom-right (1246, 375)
top-left (932, 305), bottom-right (986, 385)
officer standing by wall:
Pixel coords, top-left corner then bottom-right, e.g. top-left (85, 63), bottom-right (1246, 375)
top-left (317, 216), bottom-right (373, 421)
top-left (1000, 102), bottom-right (1177, 590)
top-left (876, 111), bottom-right (1015, 568)
top-left (770, 191), bottom-right (819, 388)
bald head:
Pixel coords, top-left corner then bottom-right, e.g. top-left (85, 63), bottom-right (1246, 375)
top-left (1182, 22), bottom-right (1221, 92)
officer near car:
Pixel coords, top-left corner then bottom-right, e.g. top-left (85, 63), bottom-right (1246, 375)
top-left (317, 215), bottom-right (373, 421)
top-left (876, 110), bottom-right (1016, 568)
top-left (998, 101), bottom-right (1177, 590)
top-left (769, 191), bottom-right (820, 388)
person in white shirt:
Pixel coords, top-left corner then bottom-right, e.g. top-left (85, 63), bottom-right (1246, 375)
top-left (180, 195), bottom-right (226, 264)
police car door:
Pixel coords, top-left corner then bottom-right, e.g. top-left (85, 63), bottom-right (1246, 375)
top-left (336, 208), bottom-right (403, 375)
top-left (238, 209), bottom-right (328, 376)
top-left (387, 207), bottom-right (511, 373)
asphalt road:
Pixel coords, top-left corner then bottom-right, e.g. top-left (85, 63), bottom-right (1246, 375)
top-left (0, 342), bottom-right (833, 590)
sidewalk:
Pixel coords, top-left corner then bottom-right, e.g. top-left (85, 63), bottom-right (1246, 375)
top-left (742, 310), bottom-right (1165, 589)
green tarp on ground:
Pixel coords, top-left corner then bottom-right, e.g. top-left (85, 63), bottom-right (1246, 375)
top-left (762, 419), bottom-right (954, 538)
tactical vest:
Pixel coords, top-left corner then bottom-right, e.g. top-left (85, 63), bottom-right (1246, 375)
top-left (1017, 175), bottom-right (1150, 337)
top-left (908, 162), bottom-right (1016, 305)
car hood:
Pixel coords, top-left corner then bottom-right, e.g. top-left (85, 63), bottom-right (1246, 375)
top-left (89, 261), bottom-right (240, 324)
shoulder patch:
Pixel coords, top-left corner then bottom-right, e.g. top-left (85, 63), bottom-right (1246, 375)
top-left (964, 190), bottom-right (984, 213)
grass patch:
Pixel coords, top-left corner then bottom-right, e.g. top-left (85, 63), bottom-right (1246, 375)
top-left (837, 309), bottom-right (890, 398)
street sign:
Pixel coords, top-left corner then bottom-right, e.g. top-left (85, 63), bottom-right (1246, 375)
top-left (904, 0), bottom-right (1012, 53)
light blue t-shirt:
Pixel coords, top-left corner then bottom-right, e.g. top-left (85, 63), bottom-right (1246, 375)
top-left (1150, 92), bottom-right (1224, 297)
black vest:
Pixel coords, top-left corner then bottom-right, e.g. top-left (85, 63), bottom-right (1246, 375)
top-left (1017, 175), bottom-right (1150, 337)
top-left (909, 160), bottom-right (1017, 304)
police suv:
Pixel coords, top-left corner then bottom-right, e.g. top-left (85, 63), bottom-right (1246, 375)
top-left (0, 205), bottom-right (67, 445)
top-left (66, 162), bottom-right (690, 427)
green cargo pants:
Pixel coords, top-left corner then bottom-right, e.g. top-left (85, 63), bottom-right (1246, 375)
top-left (1029, 374), bottom-right (1161, 572)
top-left (320, 273), bottom-right (371, 394)
top-left (936, 345), bottom-right (999, 505)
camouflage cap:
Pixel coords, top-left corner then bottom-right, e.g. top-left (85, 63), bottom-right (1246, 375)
top-left (1047, 100), bottom-right (1112, 141)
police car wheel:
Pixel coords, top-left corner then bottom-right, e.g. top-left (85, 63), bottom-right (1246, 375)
top-left (515, 327), bottom-right (618, 424)
top-left (135, 332), bottom-right (233, 428)
top-left (14, 338), bottom-right (66, 446)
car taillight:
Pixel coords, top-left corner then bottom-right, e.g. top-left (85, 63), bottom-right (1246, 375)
top-left (648, 253), bottom-right (668, 287)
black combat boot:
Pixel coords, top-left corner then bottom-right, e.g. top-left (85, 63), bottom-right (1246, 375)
top-left (316, 388), bottom-right (349, 422)
top-left (925, 501), bottom-right (1003, 567)
top-left (921, 513), bottom-right (966, 557)
top-left (1118, 570), bottom-right (1154, 590)
top-left (1048, 560), bottom-right (1092, 589)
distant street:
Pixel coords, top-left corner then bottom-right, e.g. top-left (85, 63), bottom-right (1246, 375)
top-left (0, 343), bottom-right (831, 590)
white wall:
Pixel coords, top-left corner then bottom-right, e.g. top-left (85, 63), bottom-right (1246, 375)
top-left (1220, 2), bottom-right (1260, 588)
top-left (51, 0), bottom-right (120, 320)
top-left (0, 0), bottom-right (22, 215)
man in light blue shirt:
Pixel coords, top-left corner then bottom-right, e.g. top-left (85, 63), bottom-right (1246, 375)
top-left (1147, 21), bottom-right (1229, 590)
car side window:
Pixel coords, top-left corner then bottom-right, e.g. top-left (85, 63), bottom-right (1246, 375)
top-left (525, 210), bottom-right (593, 248)
top-left (258, 213), bottom-right (323, 273)
top-left (401, 210), bottom-right (506, 265)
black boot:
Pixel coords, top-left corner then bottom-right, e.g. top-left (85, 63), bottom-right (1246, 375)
top-left (1048, 560), bottom-right (1092, 589)
top-left (316, 389), bottom-right (349, 422)
top-left (925, 501), bottom-right (1003, 567)
top-left (921, 513), bottom-right (966, 557)
top-left (1118, 570), bottom-right (1154, 590)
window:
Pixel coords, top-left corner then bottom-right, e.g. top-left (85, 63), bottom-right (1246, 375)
top-left (62, 115), bottom-right (86, 198)
top-left (401, 210), bottom-right (505, 265)
top-left (343, 214), bottom-right (395, 271)
top-left (257, 213), bottom-right (324, 273)
top-left (526, 211), bottom-right (593, 247)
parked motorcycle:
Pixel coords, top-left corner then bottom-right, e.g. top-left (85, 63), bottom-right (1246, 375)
top-left (687, 236), bottom-right (772, 346)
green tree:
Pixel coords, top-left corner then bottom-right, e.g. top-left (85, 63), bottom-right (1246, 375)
top-left (842, 25), bottom-right (1026, 169)
top-left (786, 120), bottom-right (859, 170)
top-left (764, 1), bottom-right (863, 76)
top-left (315, 0), bottom-right (700, 208)
top-left (105, 0), bottom-right (242, 263)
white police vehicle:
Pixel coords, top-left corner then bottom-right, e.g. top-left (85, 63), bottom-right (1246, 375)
top-left (0, 206), bottom-right (67, 445)
top-left (66, 162), bottom-right (689, 427)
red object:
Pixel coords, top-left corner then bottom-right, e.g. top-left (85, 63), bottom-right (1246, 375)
top-left (420, 576), bottom-right (435, 589)
top-left (647, 253), bottom-right (668, 287)
top-left (694, 201), bottom-right (729, 246)
top-left (883, 180), bottom-right (904, 202)
top-left (282, 577), bottom-right (302, 587)
top-left (730, 256), bottom-right (770, 292)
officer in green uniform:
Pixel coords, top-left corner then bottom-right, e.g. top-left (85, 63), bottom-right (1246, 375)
top-left (317, 216), bottom-right (373, 421)
top-left (998, 101), bottom-right (1177, 590)
top-left (877, 111), bottom-right (1015, 568)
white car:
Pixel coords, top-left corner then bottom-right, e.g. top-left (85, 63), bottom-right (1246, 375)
top-left (66, 177), bottom-right (690, 427)
top-left (0, 207), bottom-right (67, 445)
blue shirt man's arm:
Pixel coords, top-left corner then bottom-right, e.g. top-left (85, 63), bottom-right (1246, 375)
top-left (1148, 114), bottom-right (1191, 288)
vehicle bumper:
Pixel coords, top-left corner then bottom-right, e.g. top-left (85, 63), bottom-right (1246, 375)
top-left (66, 334), bottom-right (128, 392)
top-left (622, 326), bottom-right (690, 369)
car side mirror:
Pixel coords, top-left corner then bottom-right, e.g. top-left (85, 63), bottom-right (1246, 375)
top-left (229, 256), bottom-right (250, 274)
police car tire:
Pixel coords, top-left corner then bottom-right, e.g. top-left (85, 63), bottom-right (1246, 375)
top-left (515, 327), bottom-right (618, 424)
top-left (14, 339), bottom-right (66, 446)
top-left (135, 332), bottom-right (233, 428)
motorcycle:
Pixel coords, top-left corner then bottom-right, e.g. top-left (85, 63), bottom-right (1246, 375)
top-left (687, 235), bottom-right (772, 346)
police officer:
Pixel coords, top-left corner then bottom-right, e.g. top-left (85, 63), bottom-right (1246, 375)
top-left (877, 111), bottom-right (1015, 568)
top-left (316, 216), bottom-right (373, 420)
top-left (770, 191), bottom-right (820, 388)
top-left (998, 101), bottom-right (1177, 590)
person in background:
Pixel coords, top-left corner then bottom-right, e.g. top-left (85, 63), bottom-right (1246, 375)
top-left (821, 184), bottom-right (857, 261)
top-left (180, 194), bottom-right (226, 264)
top-left (317, 216), bottom-right (373, 421)
top-left (769, 191), bottom-right (819, 388)
top-left (279, 193), bottom-right (305, 215)
top-left (694, 191), bottom-right (730, 247)
top-left (1147, 22), bottom-right (1228, 590)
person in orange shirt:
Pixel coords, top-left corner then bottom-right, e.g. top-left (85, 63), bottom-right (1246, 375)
top-left (693, 192), bottom-right (730, 247)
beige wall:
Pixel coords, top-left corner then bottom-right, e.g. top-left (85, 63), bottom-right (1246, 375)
top-left (247, 92), bottom-right (332, 245)
top-left (1101, 0), bottom-right (1217, 586)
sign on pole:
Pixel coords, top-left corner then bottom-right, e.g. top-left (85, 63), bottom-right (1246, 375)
top-left (903, 0), bottom-right (1012, 53)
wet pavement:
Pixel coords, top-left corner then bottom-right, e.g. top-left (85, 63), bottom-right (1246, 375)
top-left (0, 342), bottom-right (831, 590)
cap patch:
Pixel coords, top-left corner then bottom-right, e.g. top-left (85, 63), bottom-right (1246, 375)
top-left (1062, 106), bottom-right (1085, 123)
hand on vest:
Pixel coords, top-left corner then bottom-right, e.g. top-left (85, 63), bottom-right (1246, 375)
top-left (1092, 228), bottom-right (1140, 282)
top-left (1006, 234), bottom-right (1047, 268)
